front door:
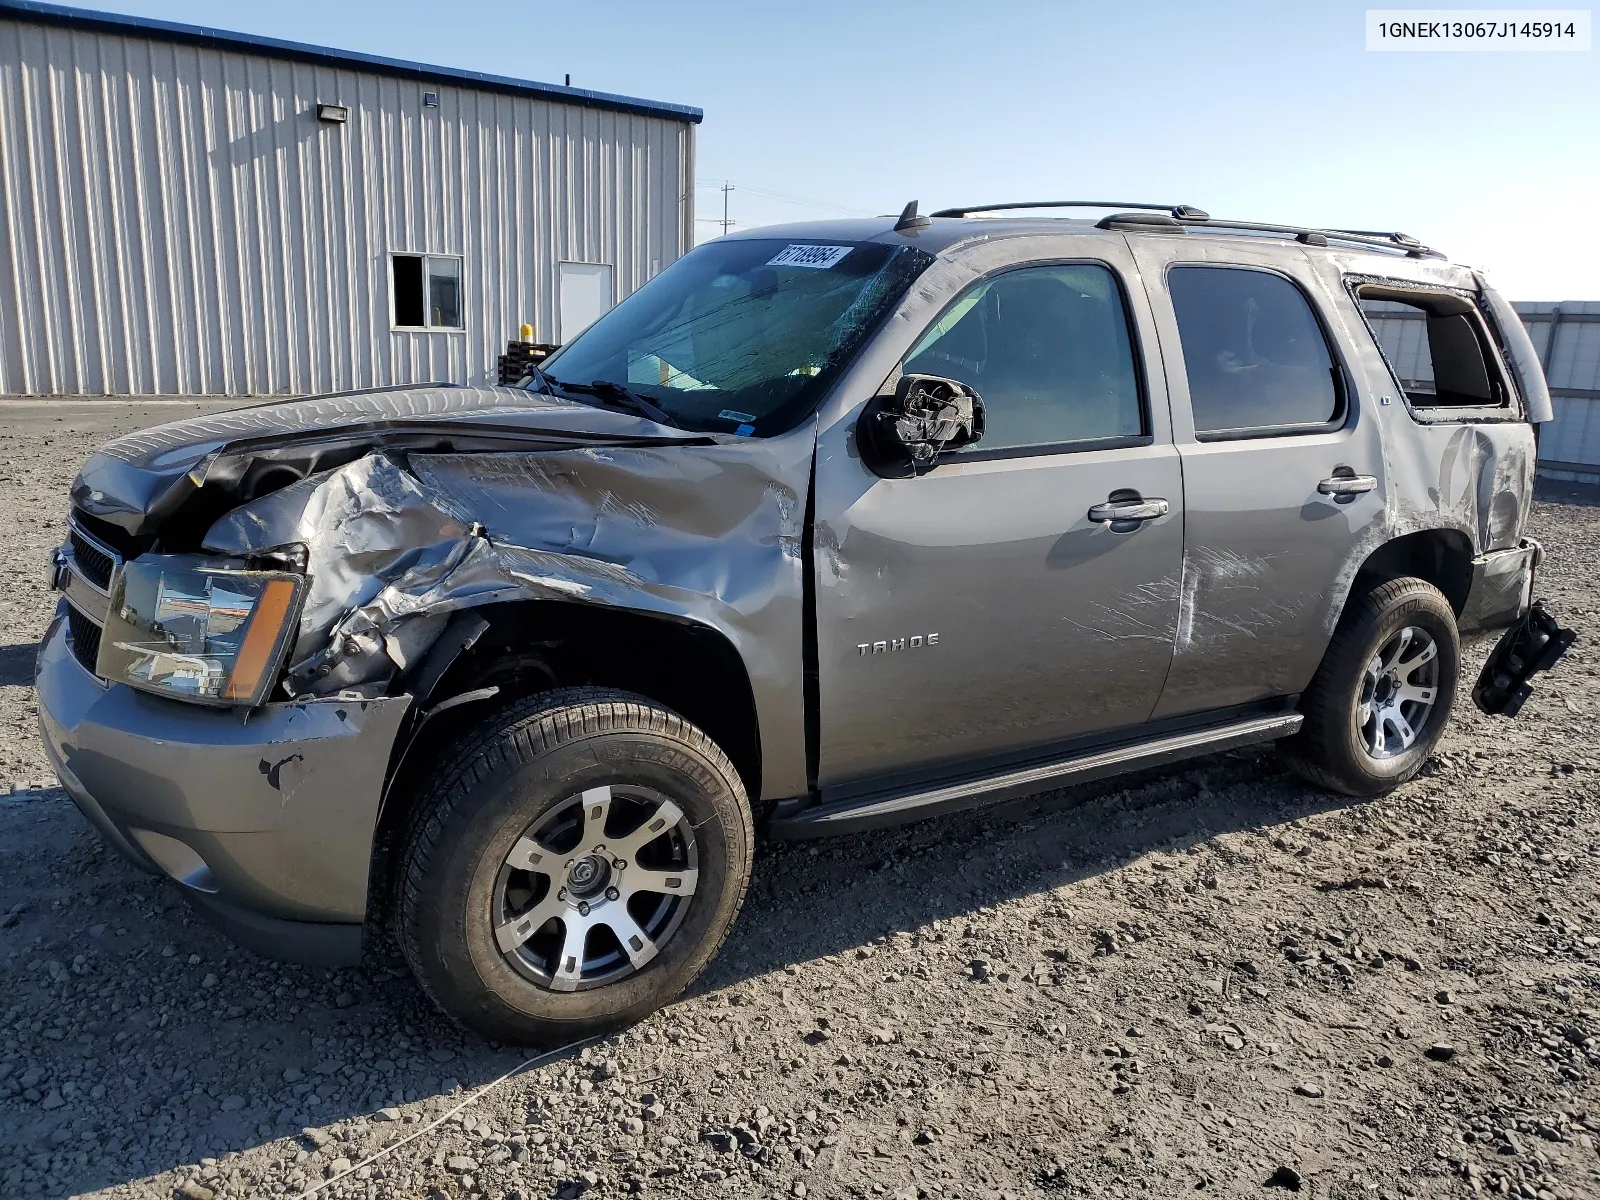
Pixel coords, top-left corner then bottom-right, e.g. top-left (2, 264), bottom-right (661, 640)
top-left (1127, 240), bottom-right (1390, 718)
top-left (812, 249), bottom-right (1185, 793)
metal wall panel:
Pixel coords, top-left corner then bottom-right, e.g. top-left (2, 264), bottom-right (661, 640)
top-left (1538, 395), bottom-right (1600, 478)
top-left (0, 16), bottom-right (693, 395)
top-left (1359, 299), bottom-right (1432, 385)
top-left (1517, 302), bottom-right (1600, 480)
top-left (1516, 302), bottom-right (1600, 394)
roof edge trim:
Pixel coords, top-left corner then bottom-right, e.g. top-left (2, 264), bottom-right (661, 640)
top-left (0, 0), bottom-right (704, 124)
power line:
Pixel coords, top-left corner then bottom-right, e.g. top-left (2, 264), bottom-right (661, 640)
top-left (734, 184), bottom-right (873, 217)
top-left (694, 178), bottom-right (873, 218)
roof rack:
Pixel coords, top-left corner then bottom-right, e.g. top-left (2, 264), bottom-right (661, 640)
top-left (926, 201), bottom-right (1443, 258)
top-left (1328, 229), bottom-right (1424, 248)
top-left (1156, 217), bottom-right (1442, 259)
top-left (930, 200), bottom-right (1211, 220)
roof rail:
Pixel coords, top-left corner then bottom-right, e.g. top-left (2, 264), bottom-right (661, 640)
top-left (1327, 229), bottom-right (1424, 248)
top-left (1165, 217), bottom-right (1443, 259)
top-left (929, 200), bottom-right (1210, 220)
top-left (927, 200), bottom-right (1445, 259)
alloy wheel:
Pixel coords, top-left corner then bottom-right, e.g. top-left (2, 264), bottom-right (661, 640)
top-left (491, 784), bottom-right (699, 991)
top-left (1356, 624), bottom-right (1440, 760)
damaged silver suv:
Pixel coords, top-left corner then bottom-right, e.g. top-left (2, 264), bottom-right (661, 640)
top-left (38, 201), bottom-right (1573, 1042)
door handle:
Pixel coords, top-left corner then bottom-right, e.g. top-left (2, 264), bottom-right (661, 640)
top-left (1088, 497), bottom-right (1170, 523)
top-left (1317, 474), bottom-right (1378, 496)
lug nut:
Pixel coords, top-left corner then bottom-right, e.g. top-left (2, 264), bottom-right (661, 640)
top-left (578, 901), bottom-right (591, 916)
top-left (613, 858), bottom-right (627, 870)
top-left (557, 887), bottom-right (567, 901)
top-left (605, 887), bottom-right (620, 901)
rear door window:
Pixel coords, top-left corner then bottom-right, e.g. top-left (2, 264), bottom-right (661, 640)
top-left (1355, 289), bottom-right (1510, 410)
top-left (1167, 266), bottom-right (1342, 436)
top-left (901, 263), bottom-right (1144, 453)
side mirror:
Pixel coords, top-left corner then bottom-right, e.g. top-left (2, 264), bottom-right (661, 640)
top-left (858, 374), bottom-right (985, 476)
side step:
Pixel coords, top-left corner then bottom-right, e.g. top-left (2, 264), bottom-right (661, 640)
top-left (769, 712), bottom-right (1303, 838)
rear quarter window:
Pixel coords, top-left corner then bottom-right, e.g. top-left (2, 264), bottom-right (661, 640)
top-left (1355, 289), bottom-right (1510, 411)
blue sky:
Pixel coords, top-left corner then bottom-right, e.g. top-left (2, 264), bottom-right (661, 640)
top-left (89, 0), bottom-right (1597, 299)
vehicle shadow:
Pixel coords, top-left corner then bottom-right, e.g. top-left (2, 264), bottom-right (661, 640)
top-left (0, 642), bottom-right (36, 688)
top-left (8, 745), bottom-right (1359, 1197)
top-left (699, 744), bottom-right (1354, 992)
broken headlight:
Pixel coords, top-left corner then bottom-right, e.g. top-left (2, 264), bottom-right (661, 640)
top-left (98, 555), bottom-right (305, 707)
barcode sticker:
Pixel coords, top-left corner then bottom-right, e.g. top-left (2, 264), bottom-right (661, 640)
top-left (766, 244), bottom-right (853, 270)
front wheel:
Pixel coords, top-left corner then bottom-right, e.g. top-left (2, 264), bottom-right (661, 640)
top-left (1282, 577), bottom-right (1460, 797)
top-left (395, 688), bottom-right (753, 1043)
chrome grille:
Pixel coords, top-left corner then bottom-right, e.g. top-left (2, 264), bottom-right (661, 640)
top-left (66, 605), bottom-right (102, 672)
top-left (60, 515), bottom-right (121, 678)
top-left (68, 525), bottom-right (116, 591)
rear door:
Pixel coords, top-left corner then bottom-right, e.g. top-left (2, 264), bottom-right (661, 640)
top-left (1128, 238), bottom-right (1389, 717)
top-left (811, 239), bottom-right (1185, 791)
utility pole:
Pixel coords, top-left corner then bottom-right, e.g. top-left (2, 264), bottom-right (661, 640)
top-left (720, 183), bottom-right (734, 236)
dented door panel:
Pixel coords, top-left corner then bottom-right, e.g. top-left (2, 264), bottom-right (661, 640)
top-left (1131, 238), bottom-right (1390, 717)
top-left (1155, 431), bottom-right (1389, 714)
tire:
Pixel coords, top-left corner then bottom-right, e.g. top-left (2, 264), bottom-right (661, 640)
top-left (396, 687), bottom-right (753, 1044)
top-left (1282, 577), bottom-right (1460, 797)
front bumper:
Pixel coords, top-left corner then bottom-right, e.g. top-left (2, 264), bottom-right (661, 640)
top-left (35, 606), bottom-right (411, 966)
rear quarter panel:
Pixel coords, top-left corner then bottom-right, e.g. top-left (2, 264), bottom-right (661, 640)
top-left (1301, 252), bottom-right (1536, 613)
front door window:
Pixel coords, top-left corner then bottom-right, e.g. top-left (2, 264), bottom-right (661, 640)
top-left (903, 263), bottom-right (1144, 451)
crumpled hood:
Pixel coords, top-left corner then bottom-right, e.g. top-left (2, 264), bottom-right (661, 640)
top-left (70, 383), bottom-right (704, 535)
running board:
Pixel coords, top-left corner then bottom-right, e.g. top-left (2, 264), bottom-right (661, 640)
top-left (769, 712), bottom-right (1303, 838)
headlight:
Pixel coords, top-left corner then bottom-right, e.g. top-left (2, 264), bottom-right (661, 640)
top-left (99, 555), bottom-right (305, 707)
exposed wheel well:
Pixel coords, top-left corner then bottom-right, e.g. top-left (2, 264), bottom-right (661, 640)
top-left (370, 601), bottom-right (762, 917)
top-left (1347, 529), bottom-right (1474, 618)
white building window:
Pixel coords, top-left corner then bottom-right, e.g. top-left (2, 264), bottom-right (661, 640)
top-left (392, 253), bottom-right (463, 330)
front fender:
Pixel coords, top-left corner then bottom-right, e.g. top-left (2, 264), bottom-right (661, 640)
top-left (204, 436), bottom-right (816, 803)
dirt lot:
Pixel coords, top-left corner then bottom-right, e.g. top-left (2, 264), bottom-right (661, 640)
top-left (1, 399), bottom-right (1598, 1200)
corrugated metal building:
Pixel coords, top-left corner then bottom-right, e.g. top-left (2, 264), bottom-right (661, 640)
top-left (1363, 300), bottom-right (1600, 487)
top-left (0, 0), bottom-right (699, 397)
top-left (1513, 303), bottom-right (1600, 487)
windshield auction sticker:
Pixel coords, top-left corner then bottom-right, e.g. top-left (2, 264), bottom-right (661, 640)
top-left (1366, 9), bottom-right (1590, 49)
top-left (767, 244), bottom-right (854, 269)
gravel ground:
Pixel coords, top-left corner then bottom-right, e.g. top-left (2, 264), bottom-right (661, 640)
top-left (1, 399), bottom-right (1598, 1200)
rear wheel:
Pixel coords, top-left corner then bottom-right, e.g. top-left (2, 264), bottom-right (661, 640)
top-left (396, 688), bottom-right (753, 1043)
top-left (1282, 577), bottom-right (1460, 797)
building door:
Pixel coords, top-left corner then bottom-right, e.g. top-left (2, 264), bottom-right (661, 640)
top-left (811, 254), bottom-right (1185, 791)
top-left (558, 263), bottom-right (615, 343)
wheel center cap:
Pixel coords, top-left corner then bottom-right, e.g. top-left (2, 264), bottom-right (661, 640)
top-left (566, 854), bottom-right (610, 899)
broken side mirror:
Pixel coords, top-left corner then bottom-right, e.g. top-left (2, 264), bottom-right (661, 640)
top-left (857, 374), bottom-right (985, 477)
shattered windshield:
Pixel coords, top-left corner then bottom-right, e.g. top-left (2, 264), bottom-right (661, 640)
top-left (533, 238), bottom-right (935, 436)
